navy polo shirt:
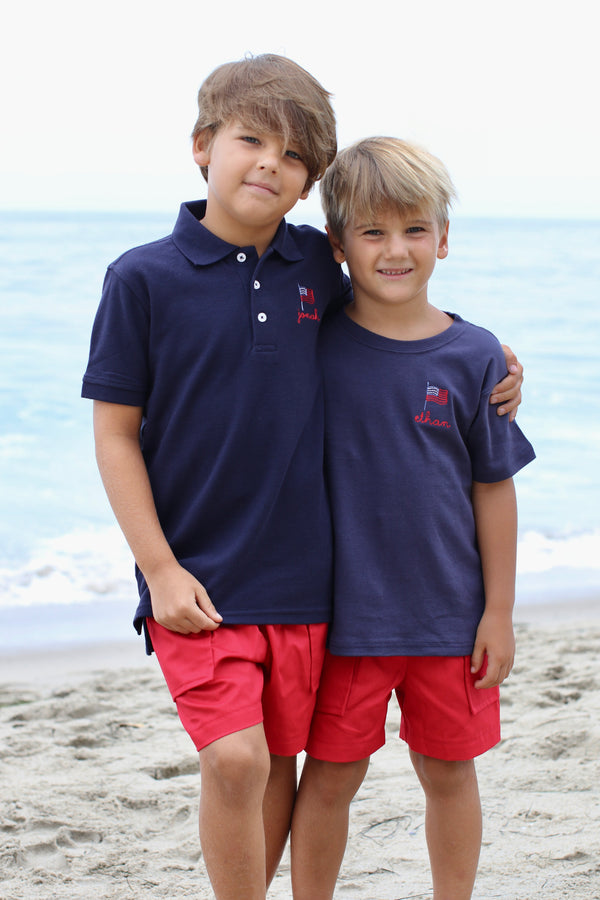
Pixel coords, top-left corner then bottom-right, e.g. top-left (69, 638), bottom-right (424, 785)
top-left (82, 201), bottom-right (351, 634)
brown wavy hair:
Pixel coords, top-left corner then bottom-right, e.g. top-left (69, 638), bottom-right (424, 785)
top-left (192, 54), bottom-right (337, 191)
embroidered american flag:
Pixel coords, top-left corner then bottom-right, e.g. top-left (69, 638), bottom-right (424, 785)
top-left (425, 383), bottom-right (448, 405)
top-left (298, 285), bottom-right (315, 304)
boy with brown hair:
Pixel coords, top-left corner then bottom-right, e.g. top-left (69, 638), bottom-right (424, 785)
top-left (83, 54), bottom-right (345, 900)
top-left (290, 137), bottom-right (534, 900)
top-left (82, 58), bottom-right (523, 899)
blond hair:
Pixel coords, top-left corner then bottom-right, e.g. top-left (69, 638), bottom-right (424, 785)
top-left (321, 136), bottom-right (456, 237)
top-left (192, 54), bottom-right (337, 190)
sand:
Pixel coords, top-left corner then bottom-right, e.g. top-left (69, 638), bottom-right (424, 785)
top-left (1, 600), bottom-right (599, 899)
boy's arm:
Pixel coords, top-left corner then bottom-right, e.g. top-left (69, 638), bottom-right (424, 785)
top-left (93, 400), bottom-right (222, 634)
top-left (491, 345), bottom-right (523, 421)
top-left (470, 478), bottom-right (518, 689)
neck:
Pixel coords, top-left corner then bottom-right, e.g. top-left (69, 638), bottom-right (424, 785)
top-left (347, 300), bottom-right (452, 341)
top-left (200, 203), bottom-right (280, 257)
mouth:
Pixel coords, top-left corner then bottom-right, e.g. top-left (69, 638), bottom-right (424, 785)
top-left (378, 268), bottom-right (412, 276)
top-left (244, 181), bottom-right (278, 196)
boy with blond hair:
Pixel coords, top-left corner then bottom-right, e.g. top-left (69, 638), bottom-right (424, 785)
top-left (290, 137), bottom-right (534, 900)
top-left (82, 56), bottom-right (523, 899)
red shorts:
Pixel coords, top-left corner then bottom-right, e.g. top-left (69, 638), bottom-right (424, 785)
top-left (306, 652), bottom-right (500, 763)
top-left (147, 619), bottom-right (328, 755)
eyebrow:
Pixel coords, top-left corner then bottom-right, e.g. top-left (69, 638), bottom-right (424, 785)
top-left (351, 216), bottom-right (435, 232)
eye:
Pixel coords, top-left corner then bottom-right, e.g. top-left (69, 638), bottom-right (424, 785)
top-left (406, 226), bottom-right (425, 234)
top-left (241, 135), bottom-right (260, 145)
top-left (363, 229), bottom-right (383, 236)
top-left (285, 149), bottom-right (303, 161)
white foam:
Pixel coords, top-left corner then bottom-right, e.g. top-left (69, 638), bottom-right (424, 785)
top-left (1, 526), bottom-right (598, 613)
top-left (0, 526), bottom-right (135, 609)
top-left (517, 529), bottom-right (600, 574)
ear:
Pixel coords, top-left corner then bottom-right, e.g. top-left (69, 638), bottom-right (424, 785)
top-left (192, 129), bottom-right (213, 168)
top-left (325, 225), bottom-right (346, 264)
top-left (437, 221), bottom-right (450, 260)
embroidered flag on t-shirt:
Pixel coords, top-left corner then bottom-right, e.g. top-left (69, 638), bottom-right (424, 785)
top-left (425, 382), bottom-right (449, 406)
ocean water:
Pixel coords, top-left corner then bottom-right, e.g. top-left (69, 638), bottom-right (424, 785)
top-left (1, 210), bottom-right (598, 650)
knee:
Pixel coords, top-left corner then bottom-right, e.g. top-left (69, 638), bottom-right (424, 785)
top-left (200, 732), bottom-right (271, 803)
top-left (303, 756), bottom-right (369, 806)
top-left (411, 752), bottom-right (476, 798)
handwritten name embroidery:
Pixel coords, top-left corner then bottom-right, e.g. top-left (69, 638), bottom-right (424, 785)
top-left (414, 410), bottom-right (451, 429)
top-left (298, 308), bottom-right (320, 323)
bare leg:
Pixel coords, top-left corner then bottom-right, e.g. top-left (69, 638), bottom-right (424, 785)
top-left (199, 724), bottom-right (271, 900)
top-left (290, 755), bottom-right (370, 900)
top-left (410, 750), bottom-right (481, 900)
top-left (264, 754), bottom-right (298, 886)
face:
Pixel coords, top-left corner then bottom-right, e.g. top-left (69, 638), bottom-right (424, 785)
top-left (193, 120), bottom-right (310, 254)
top-left (328, 206), bottom-right (449, 316)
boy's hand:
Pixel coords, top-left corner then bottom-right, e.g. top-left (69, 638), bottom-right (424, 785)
top-left (147, 560), bottom-right (223, 634)
top-left (471, 609), bottom-right (515, 689)
top-left (490, 344), bottom-right (523, 421)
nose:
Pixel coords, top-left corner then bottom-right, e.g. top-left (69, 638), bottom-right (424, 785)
top-left (384, 233), bottom-right (409, 258)
top-left (257, 140), bottom-right (281, 172)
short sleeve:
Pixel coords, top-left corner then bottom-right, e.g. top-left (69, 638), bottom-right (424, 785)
top-left (81, 265), bottom-right (150, 406)
top-left (467, 349), bottom-right (535, 483)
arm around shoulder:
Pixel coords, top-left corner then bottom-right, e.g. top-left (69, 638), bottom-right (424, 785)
top-left (490, 344), bottom-right (523, 420)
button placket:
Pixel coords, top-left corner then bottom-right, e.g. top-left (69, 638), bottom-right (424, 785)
top-left (249, 266), bottom-right (276, 351)
top-left (254, 279), bottom-right (267, 325)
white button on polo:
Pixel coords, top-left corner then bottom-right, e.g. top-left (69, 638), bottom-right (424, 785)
top-left (237, 252), bottom-right (246, 263)
top-left (257, 312), bottom-right (267, 323)
top-left (254, 280), bottom-right (261, 290)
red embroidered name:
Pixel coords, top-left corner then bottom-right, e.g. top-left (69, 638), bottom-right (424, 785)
top-left (414, 410), bottom-right (451, 429)
top-left (297, 308), bottom-right (320, 324)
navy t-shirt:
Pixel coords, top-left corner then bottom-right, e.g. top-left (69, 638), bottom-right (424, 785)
top-left (320, 311), bottom-right (535, 657)
top-left (82, 201), bottom-right (351, 634)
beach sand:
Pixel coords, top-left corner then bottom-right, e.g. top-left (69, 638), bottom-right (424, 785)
top-left (1, 599), bottom-right (599, 899)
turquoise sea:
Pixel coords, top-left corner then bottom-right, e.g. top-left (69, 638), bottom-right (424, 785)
top-left (0, 209), bottom-right (598, 650)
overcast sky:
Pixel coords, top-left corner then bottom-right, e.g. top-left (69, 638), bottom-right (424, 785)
top-left (2, 0), bottom-right (598, 219)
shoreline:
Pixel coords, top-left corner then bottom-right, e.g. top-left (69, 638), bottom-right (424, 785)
top-left (0, 593), bottom-right (598, 688)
